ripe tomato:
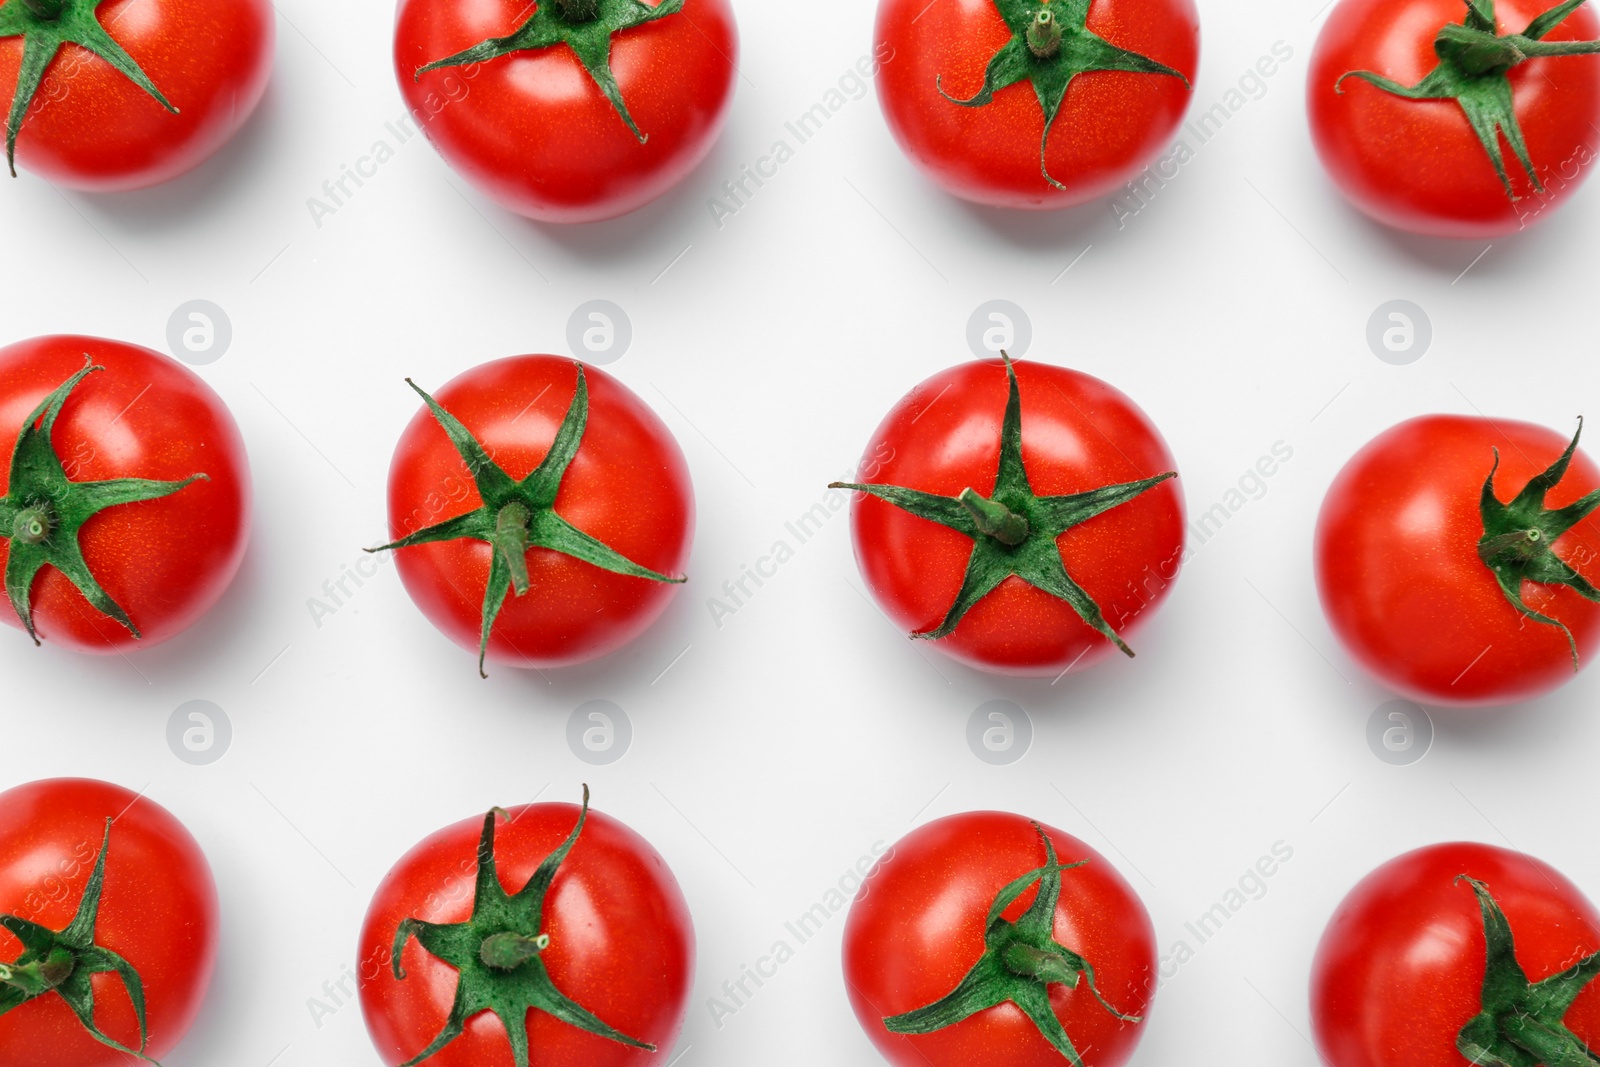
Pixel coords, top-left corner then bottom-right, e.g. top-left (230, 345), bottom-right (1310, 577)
top-left (379, 356), bottom-right (692, 675)
top-left (1312, 842), bottom-right (1600, 1067)
top-left (358, 788), bottom-right (694, 1067)
top-left (1315, 415), bottom-right (1600, 706)
top-left (843, 811), bottom-right (1156, 1067)
top-left (836, 357), bottom-right (1183, 676)
top-left (0, 335), bottom-right (251, 654)
top-left (0, 0), bottom-right (274, 191)
top-left (0, 778), bottom-right (219, 1067)
top-left (393, 0), bottom-right (738, 223)
top-left (1308, 0), bottom-right (1600, 237)
top-left (874, 0), bottom-right (1199, 209)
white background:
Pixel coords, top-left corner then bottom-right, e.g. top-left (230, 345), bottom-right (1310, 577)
top-left (4, 0), bottom-right (1600, 1064)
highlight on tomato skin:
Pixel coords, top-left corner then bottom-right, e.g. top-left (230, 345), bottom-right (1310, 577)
top-left (1314, 414), bottom-right (1600, 707)
top-left (376, 355), bottom-right (694, 676)
top-left (0, 777), bottom-right (220, 1067)
top-left (0, 0), bottom-right (275, 191)
top-left (1311, 842), bottom-right (1600, 1067)
top-left (873, 0), bottom-right (1200, 210)
top-left (0, 334), bottom-right (252, 655)
top-left (393, 0), bottom-right (739, 223)
top-left (1307, 0), bottom-right (1600, 238)
top-left (842, 810), bottom-right (1157, 1067)
top-left (834, 356), bottom-right (1185, 677)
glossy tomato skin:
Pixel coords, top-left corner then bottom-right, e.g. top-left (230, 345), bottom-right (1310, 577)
top-left (393, 0), bottom-right (738, 222)
top-left (0, 0), bottom-right (274, 191)
top-left (0, 778), bottom-right (218, 1067)
top-left (1315, 416), bottom-right (1600, 706)
top-left (0, 335), bottom-right (251, 654)
top-left (386, 356), bottom-right (692, 670)
top-left (874, 0), bottom-right (1199, 209)
top-left (847, 359), bottom-right (1184, 676)
top-left (1312, 842), bottom-right (1600, 1067)
top-left (358, 801), bottom-right (694, 1067)
top-left (843, 812), bottom-right (1156, 1067)
top-left (1309, 0), bottom-right (1600, 237)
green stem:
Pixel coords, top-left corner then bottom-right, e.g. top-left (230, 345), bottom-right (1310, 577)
top-left (478, 931), bottom-right (550, 971)
top-left (1002, 942), bottom-right (1076, 984)
top-left (13, 506), bottom-right (52, 545)
top-left (0, 947), bottom-right (74, 994)
top-left (551, 0), bottom-right (601, 22)
top-left (18, 0), bottom-right (65, 19)
top-left (1479, 527), bottom-right (1545, 565)
top-left (1027, 7), bottom-right (1063, 58)
top-left (958, 488), bottom-right (1030, 546)
top-left (1436, 23), bottom-right (1526, 73)
top-left (493, 503), bottom-right (533, 596)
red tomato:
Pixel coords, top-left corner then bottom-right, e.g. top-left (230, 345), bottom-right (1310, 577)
top-left (0, 778), bottom-right (219, 1067)
top-left (0, 0), bottom-right (274, 191)
top-left (358, 791), bottom-right (694, 1067)
top-left (1315, 415), bottom-right (1600, 706)
top-left (839, 358), bottom-right (1184, 676)
top-left (1312, 842), bottom-right (1600, 1067)
top-left (874, 0), bottom-right (1199, 209)
top-left (843, 811), bottom-right (1156, 1067)
top-left (1308, 0), bottom-right (1600, 237)
top-left (382, 356), bottom-right (692, 673)
top-left (393, 0), bottom-right (738, 222)
top-left (0, 335), bottom-right (251, 654)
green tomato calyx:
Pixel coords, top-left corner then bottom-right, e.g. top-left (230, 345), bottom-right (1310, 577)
top-left (413, 0), bottom-right (686, 143)
top-left (390, 787), bottom-right (657, 1067)
top-left (367, 363), bottom-right (685, 678)
top-left (0, 356), bottom-right (208, 646)
top-left (939, 0), bottom-right (1191, 189)
top-left (552, 0), bottom-right (601, 22)
top-left (1336, 0), bottom-right (1600, 201)
top-left (881, 824), bottom-right (1141, 1067)
top-left (0, 0), bottom-right (177, 177)
top-left (831, 354), bottom-right (1175, 654)
top-left (0, 820), bottom-right (160, 1063)
top-left (1476, 418), bottom-right (1600, 670)
top-left (1455, 875), bottom-right (1600, 1065)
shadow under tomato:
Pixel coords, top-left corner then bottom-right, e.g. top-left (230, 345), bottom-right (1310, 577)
top-left (948, 191), bottom-right (1111, 252)
top-left (506, 124), bottom-right (745, 268)
top-left (106, 536), bottom-right (267, 684)
top-left (1419, 673), bottom-right (1592, 751)
top-left (932, 597), bottom-right (1185, 715)
top-left (157, 919), bottom-right (237, 1067)
top-left (1338, 190), bottom-right (1575, 280)
top-left (481, 563), bottom-right (704, 705)
top-left (63, 78), bottom-right (287, 238)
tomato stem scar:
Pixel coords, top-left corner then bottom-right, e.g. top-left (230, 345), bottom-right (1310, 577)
top-left (11, 505), bottom-right (52, 545)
